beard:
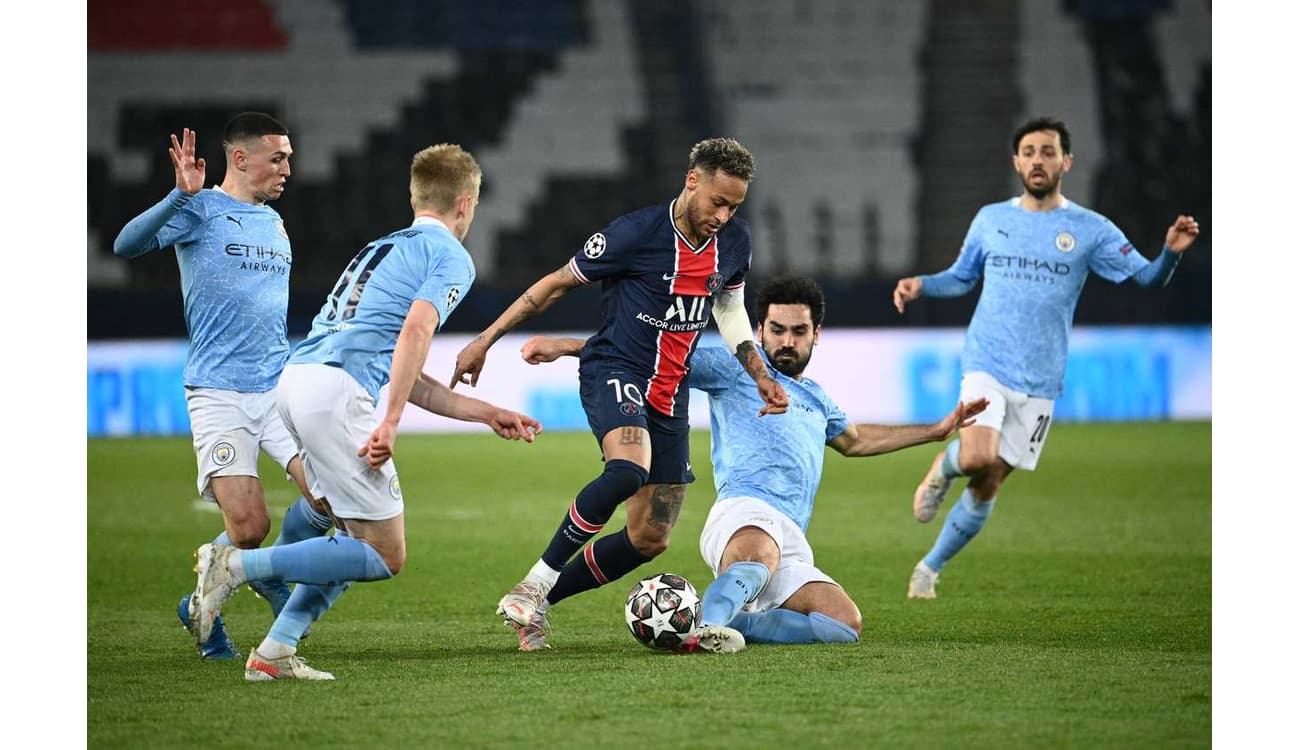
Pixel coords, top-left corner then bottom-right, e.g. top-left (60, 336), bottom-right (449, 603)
top-left (768, 347), bottom-right (810, 378)
top-left (1022, 170), bottom-right (1061, 200)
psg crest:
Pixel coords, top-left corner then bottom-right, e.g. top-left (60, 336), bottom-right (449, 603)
top-left (706, 273), bottom-right (723, 293)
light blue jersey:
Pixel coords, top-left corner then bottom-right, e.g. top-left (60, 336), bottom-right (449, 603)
top-left (923, 198), bottom-right (1156, 398)
top-left (688, 346), bottom-right (848, 531)
top-left (291, 217), bottom-right (475, 402)
top-left (151, 187), bottom-right (292, 392)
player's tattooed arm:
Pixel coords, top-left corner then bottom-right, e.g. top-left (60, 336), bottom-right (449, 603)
top-left (454, 263), bottom-right (584, 388)
top-left (735, 341), bottom-right (790, 416)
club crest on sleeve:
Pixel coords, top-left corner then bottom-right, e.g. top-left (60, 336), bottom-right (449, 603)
top-left (583, 233), bottom-right (607, 259)
top-left (212, 442), bottom-right (236, 467)
top-left (1055, 232), bottom-right (1076, 253)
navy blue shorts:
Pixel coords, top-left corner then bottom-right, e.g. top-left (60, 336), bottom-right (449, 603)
top-left (578, 365), bottom-right (695, 486)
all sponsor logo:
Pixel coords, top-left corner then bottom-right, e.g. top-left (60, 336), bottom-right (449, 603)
top-left (583, 232), bottom-right (607, 259)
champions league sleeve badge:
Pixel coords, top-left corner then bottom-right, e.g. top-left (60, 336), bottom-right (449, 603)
top-left (583, 232), bottom-right (607, 259)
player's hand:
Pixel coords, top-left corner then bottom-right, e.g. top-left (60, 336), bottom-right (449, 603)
top-left (893, 277), bottom-right (922, 314)
top-left (169, 128), bottom-right (206, 195)
top-left (1165, 215), bottom-right (1200, 253)
top-left (756, 377), bottom-right (789, 416)
top-left (520, 336), bottom-right (571, 365)
top-left (452, 337), bottom-right (489, 389)
top-left (931, 398), bottom-right (990, 440)
top-left (487, 408), bottom-right (542, 442)
top-left (358, 421), bottom-right (398, 469)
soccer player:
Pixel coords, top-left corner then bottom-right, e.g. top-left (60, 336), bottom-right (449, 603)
top-left (520, 277), bottom-right (985, 652)
top-left (450, 138), bottom-right (789, 650)
top-left (112, 114), bottom-right (333, 660)
top-left (190, 143), bottom-right (542, 681)
top-left (892, 116), bottom-right (1200, 599)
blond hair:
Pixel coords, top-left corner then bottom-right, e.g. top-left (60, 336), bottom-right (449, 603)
top-left (410, 144), bottom-right (482, 213)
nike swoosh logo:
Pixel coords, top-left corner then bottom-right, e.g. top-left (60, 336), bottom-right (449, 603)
top-left (663, 273), bottom-right (680, 281)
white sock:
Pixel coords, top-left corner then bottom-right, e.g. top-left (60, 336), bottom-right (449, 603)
top-left (257, 637), bottom-right (295, 660)
top-left (227, 549), bottom-right (246, 583)
top-left (527, 559), bottom-right (560, 590)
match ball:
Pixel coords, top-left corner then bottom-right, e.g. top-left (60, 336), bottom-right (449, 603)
top-left (624, 572), bottom-right (701, 650)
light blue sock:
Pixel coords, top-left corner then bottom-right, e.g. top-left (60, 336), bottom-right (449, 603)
top-left (275, 497), bottom-right (333, 545)
top-left (922, 490), bottom-right (995, 572)
top-left (730, 609), bottom-right (858, 644)
top-left (700, 562), bottom-right (771, 626)
top-left (240, 534), bottom-right (394, 586)
top-left (267, 581), bottom-right (350, 648)
top-left (940, 440), bottom-right (964, 479)
top-left (212, 531), bottom-right (232, 546)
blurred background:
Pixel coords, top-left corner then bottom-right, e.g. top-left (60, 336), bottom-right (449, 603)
top-left (86, 0), bottom-right (1212, 436)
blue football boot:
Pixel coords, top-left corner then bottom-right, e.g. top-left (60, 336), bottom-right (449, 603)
top-left (178, 593), bottom-right (242, 660)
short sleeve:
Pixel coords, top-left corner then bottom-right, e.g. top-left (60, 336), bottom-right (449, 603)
top-left (1087, 216), bottom-right (1149, 283)
top-left (723, 219), bottom-right (752, 290)
top-left (949, 210), bottom-right (988, 282)
top-left (823, 393), bottom-right (849, 444)
top-left (569, 215), bottom-right (642, 284)
top-left (687, 346), bottom-right (739, 394)
top-left (416, 247), bottom-right (476, 331)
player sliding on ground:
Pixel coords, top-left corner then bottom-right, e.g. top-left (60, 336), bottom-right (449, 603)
top-left (522, 277), bottom-right (985, 651)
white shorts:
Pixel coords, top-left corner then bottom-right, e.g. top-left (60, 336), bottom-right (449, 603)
top-left (961, 371), bottom-right (1055, 471)
top-left (698, 497), bottom-right (836, 612)
top-left (185, 387), bottom-right (299, 502)
top-left (275, 363), bottom-right (404, 522)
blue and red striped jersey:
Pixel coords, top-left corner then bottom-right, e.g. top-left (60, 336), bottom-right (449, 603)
top-left (569, 199), bottom-right (751, 418)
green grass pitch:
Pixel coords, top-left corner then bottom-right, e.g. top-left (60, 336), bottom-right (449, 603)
top-left (88, 422), bottom-right (1209, 748)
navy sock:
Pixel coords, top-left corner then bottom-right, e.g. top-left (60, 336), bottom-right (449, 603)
top-left (700, 562), bottom-right (770, 626)
top-left (546, 528), bottom-right (651, 606)
top-left (540, 460), bottom-right (647, 570)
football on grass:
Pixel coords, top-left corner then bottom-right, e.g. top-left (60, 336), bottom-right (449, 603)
top-left (624, 572), bottom-right (701, 650)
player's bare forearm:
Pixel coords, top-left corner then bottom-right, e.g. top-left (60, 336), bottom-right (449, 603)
top-left (409, 373), bottom-right (495, 424)
top-left (479, 265), bottom-right (580, 348)
top-left (734, 341), bottom-right (771, 385)
top-left (832, 423), bottom-right (943, 458)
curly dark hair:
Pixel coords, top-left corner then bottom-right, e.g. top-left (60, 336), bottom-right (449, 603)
top-left (688, 137), bottom-right (756, 181)
top-left (756, 276), bottom-right (825, 327)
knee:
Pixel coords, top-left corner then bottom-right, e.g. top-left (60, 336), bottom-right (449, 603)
top-left (226, 514), bottom-right (270, 549)
top-left (822, 602), bottom-right (862, 637)
top-left (382, 547), bottom-right (407, 576)
top-left (958, 449), bottom-right (999, 475)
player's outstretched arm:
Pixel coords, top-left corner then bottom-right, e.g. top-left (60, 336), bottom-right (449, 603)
top-left (1129, 215), bottom-right (1200, 288)
top-left (408, 373), bottom-right (541, 442)
top-left (358, 300), bottom-right (440, 469)
top-left (452, 263), bottom-right (583, 389)
top-left (521, 335), bottom-right (586, 364)
top-left (828, 398), bottom-right (989, 457)
top-left (114, 127), bottom-right (207, 259)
